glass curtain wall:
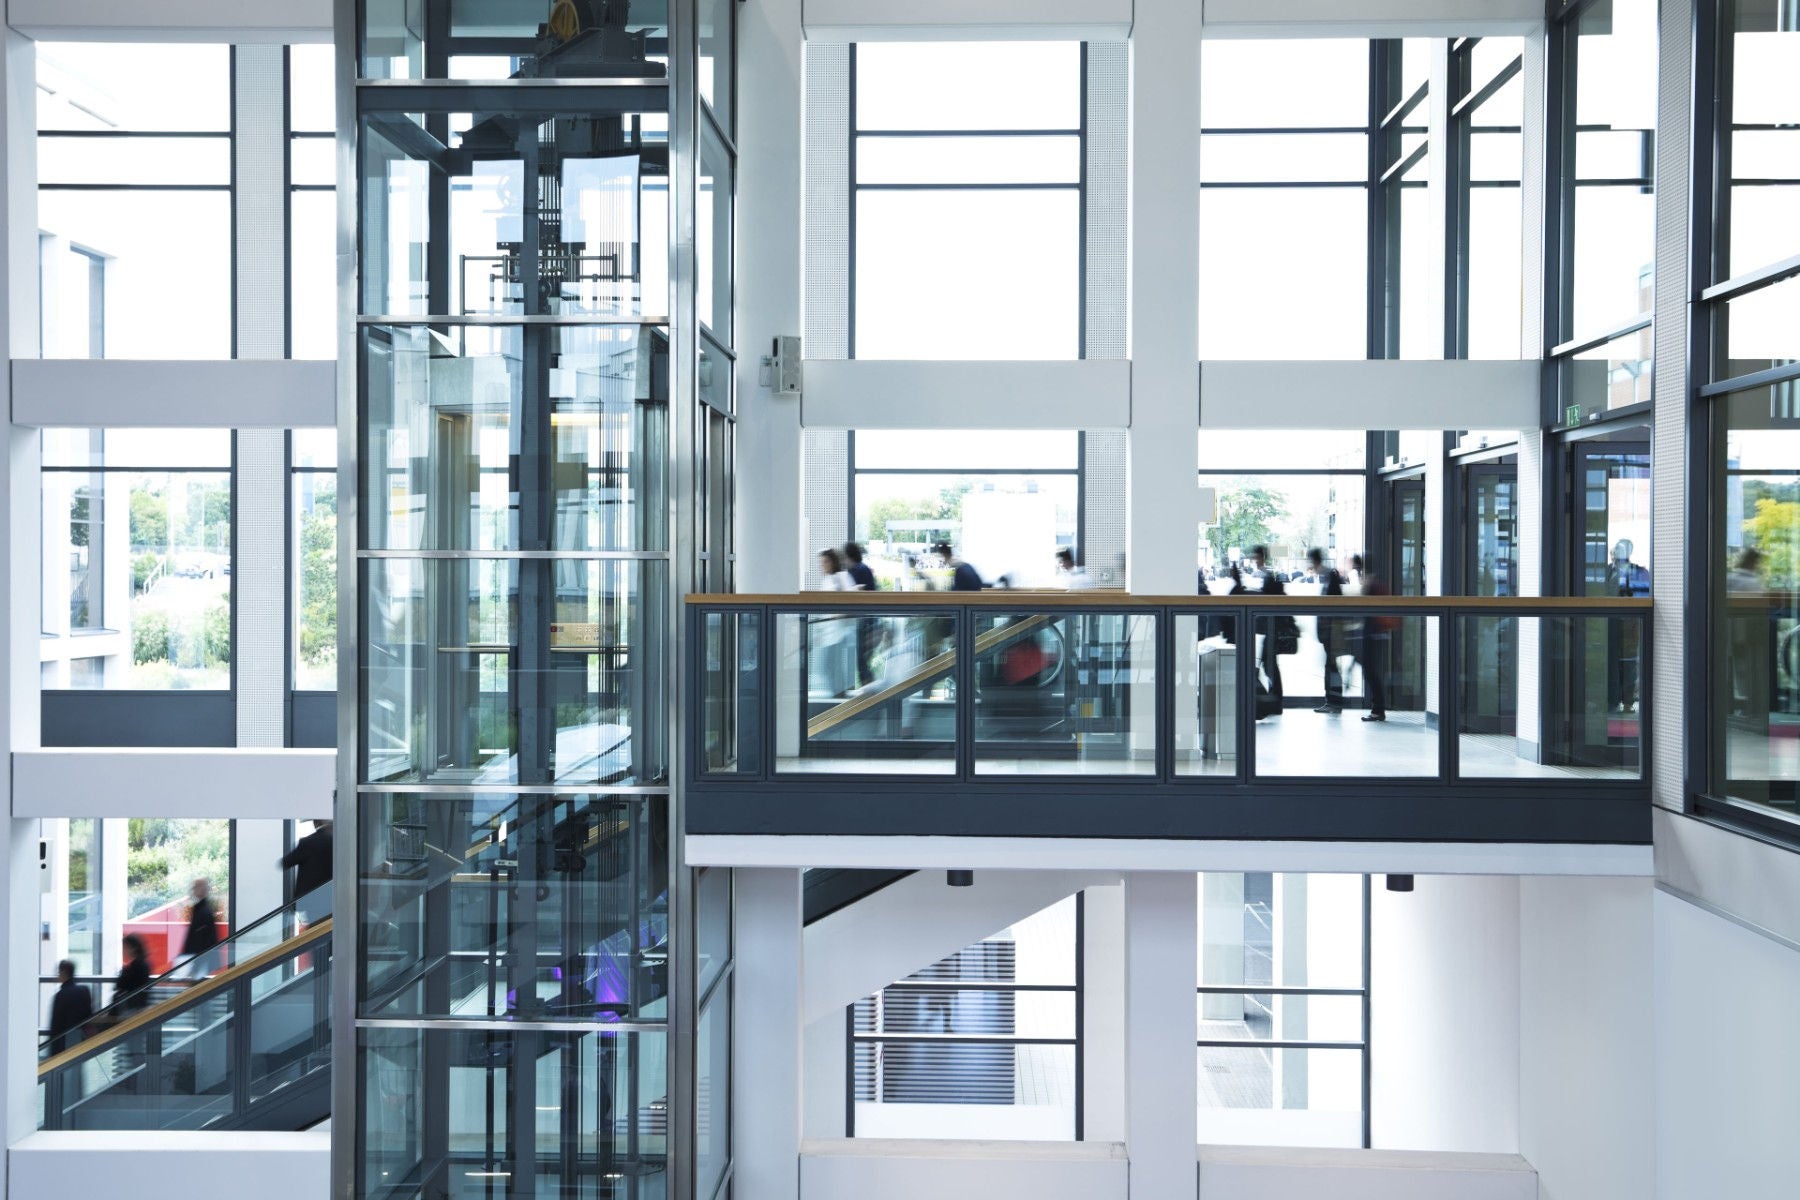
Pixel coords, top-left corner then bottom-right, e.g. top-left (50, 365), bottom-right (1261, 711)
top-left (1701, 0), bottom-right (1800, 836)
top-left (1548, 0), bottom-right (1659, 421)
top-left (849, 42), bottom-right (1083, 361)
top-left (1449, 38), bottom-right (1525, 359)
top-left (1373, 39), bottom-right (1434, 361)
top-left (1200, 40), bottom-right (1374, 360)
top-left (290, 43), bottom-right (338, 359)
top-left (347, 2), bottom-right (729, 1196)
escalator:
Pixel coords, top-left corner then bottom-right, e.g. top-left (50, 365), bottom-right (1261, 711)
top-left (38, 899), bottom-right (332, 1132)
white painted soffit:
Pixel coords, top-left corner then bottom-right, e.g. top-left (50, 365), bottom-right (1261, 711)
top-left (1200, 0), bottom-right (1543, 39)
top-left (12, 359), bottom-right (336, 429)
top-left (7, 0), bottom-right (332, 42)
top-left (802, 0), bottom-right (1132, 42)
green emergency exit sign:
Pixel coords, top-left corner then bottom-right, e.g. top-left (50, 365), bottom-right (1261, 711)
top-left (1565, 404), bottom-right (1582, 426)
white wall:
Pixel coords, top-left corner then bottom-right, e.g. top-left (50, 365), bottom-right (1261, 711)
top-left (1518, 877), bottom-right (1654, 1200)
top-left (1371, 874), bottom-right (1520, 1153)
top-left (1654, 888), bottom-right (1800, 1200)
top-left (800, 1138), bottom-right (1127, 1200)
top-left (1198, 1146), bottom-right (1537, 1200)
top-left (10, 1133), bottom-right (330, 1199)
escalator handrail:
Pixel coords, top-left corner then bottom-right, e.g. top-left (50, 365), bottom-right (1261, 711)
top-left (39, 893), bottom-right (324, 1054)
top-left (806, 612), bottom-right (1055, 738)
top-left (38, 918), bottom-right (332, 1079)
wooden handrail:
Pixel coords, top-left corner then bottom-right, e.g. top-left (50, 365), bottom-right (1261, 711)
top-left (806, 613), bottom-right (1055, 739)
top-left (38, 919), bottom-right (333, 1079)
top-left (688, 593), bottom-right (1653, 610)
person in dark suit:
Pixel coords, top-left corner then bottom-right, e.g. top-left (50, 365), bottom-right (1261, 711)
top-left (934, 542), bottom-right (984, 592)
top-left (179, 878), bottom-right (221, 980)
top-left (282, 820), bottom-right (334, 920)
top-left (842, 543), bottom-right (880, 687)
top-left (112, 935), bottom-right (152, 1012)
top-left (47, 960), bottom-right (93, 1055)
top-left (1250, 546), bottom-right (1287, 714)
top-left (1308, 548), bottom-right (1350, 715)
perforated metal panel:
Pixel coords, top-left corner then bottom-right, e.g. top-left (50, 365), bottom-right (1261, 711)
top-left (803, 43), bottom-right (851, 360)
top-left (802, 429), bottom-right (850, 587)
top-left (1082, 430), bottom-right (1128, 586)
top-left (1650, 0), bottom-right (1693, 810)
top-left (1084, 42), bottom-right (1129, 361)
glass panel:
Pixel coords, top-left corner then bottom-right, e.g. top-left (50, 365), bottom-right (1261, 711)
top-left (1391, 177), bottom-right (1440, 360)
top-left (360, 111), bottom-right (669, 319)
top-left (1197, 473), bottom-right (1369, 583)
top-left (1559, 327), bottom-right (1653, 419)
top-left (851, 470), bottom-right (1079, 590)
top-left (855, 429), bottom-right (1079, 472)
top-left (37, 44), bottom-right (231, 131)
top-left (361, 557), bottom-right (668, 788)
top-left (700, 610), bottom-right (761, 775)
top-left (1721, 0), bottom-right (1800, 277)
top-left (1714, 388), bottom-right (1800, 825)
top-left (854, 189), bottom-right (1079, 360)
top-left (857, 135), bottom-right (1082, 186)
top-left (854, 1043), bottom-right (1076, 1140)
top-left (1200, 187), bottom-right (1367, 359)
top-left (1251, 613), bottom-right (1437, 776)
top-left (1565, 0), bottom-right (1659, 340)
top-left (357, 1025), bottom-right (669, 1195)
top-left (1201, 40), bottom-right (1370, 128)
top-left (1197, 992), bottom-right (1364, 1043)
top-left (38, 191), bottom-right (233, 359)
top-left (972, 611), bottom-right (1157, 776)
top-left (248, 940), bottom-right (331, 1102)
top-left (1196, 1046), bottom-right (1364, 1147)
top-left (1573, 443), bottom-right (1653, 596)
top-left (361, 0), bottom-right (673, 82)
top-left (1196, 431), bottom-right (1368, 472)
top-left (39, 137), bottom-right (231, 187)
top-left (696, 867), bottom-right (731, 999)
top-left (1468, 183), bottom-right (1524, 358)
top-left (359, 793), bottom-right (666, 1020)
top-left (290, 188), bottom-right (337, 359)
top-left (1470, 38), bottom-right (1522, 98)
top-left (698, 984), bottom-right (731, 1198)
top-left (361, 323), bottom-right (670, 552)
top-left (1199, 872), bottom-right (1367, 989)
top-left (1201, 133), bottom-right (1368, 184)
top-left (1458, 614), bottom-right (1643, 779)
top-left (289, 136), bottom-right (336, 188)
top-left (774, 611), bottom-right (957, 774)
top-left (701, 0), bottom-right (734, 130)
top-left (855, 43), bottom-right (1081, 132)
top-left (1174, 612), bottom-right (1242, 776)
top-left (700, 123), bottom-right (733, 340)
top-left (288, 44), bottom-right (336, 133)
top-left (292, 459), bottom-right (338, 692)
top-left (1716, 273), bottom-right (1800, 381)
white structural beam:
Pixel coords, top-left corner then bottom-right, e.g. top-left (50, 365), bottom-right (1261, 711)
top-left (1122, 871), bottom-right (1197, 1199)
top-left (1200, 360), bottom-right (1539, 430)
top-left (800, 1139), bottom-right (1128, 1199)
top-left (11, 1132), bottom-right (330, 1199)
top-left (1127, 0), bottom-right (1204, 592)
top-left (799, 360), bottom-right (1132, 430)
top-left (734, 870), bottom-right (804, 1200)
top-left (11, 359), bottom-right (335, 428)
top-left (734, 0), bottom-right (805, 593)
top-left (803, 868), bottom-right (1116, 1023)
top-left (688, 834), bottom-right (1654, 877)
top-left (802, 0), bottom-right (1132, 42)
top-left (12, 749), bottom-right (335, 819)
top-left (1200, 0), bottom-right (1542, 38)
top-left (6, 0), bottom-right (332, 41)
top-left (1655, 807), bottom-right (1800, 950)
top-left (1197, 1146), bottom-right (1537, 1199)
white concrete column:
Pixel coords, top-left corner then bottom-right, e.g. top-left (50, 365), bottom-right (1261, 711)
top-left (1081, 883), bottom-right (1125, 1142)
top-left (802, 1012), bottom-right (847, 1141)
top-left (734, 868), bottom-right (804, 1200)
top-left (734, 0), bottom-right (804, 593)
top-left (1123, 871), bottom-right (1198, 1195)
top-left (1, 28), bottom-right (44, 1174)
top-left (1198, 872), bottom-right (1243, 1021)
top-left (99, 819), bottom-right (129, 975)
top-left (1128, 0), bottom-right (1203, 592)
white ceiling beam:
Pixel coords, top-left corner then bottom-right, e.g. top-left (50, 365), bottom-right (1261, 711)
top-left (7, 0), bottom-right (331, 42)
top-left (12, 358), bottom-right (335, 427)
top-left (802, 0), bottom-right (1132, 42)
top-left (1201, 0), bottom-right (1542, 38)
top-left (1201, 359), bottom-right (1540, 431)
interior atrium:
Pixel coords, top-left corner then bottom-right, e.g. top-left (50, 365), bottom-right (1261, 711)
top-left (0, 1), bottom-right (1797, 1198)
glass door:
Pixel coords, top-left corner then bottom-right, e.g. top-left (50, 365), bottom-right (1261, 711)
top-left (1384, 476), bottom-right (1428, 710)
top-left (1462, 460), bottom-right (1518, 734)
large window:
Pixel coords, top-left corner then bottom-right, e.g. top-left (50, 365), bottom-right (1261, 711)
top-left (851, 42), bottom-right (1083, 360)
top-left (291, 430), bottom-right (337, 692)
top-left (1198, 873), bottom-right (1370, 1148)
top-left (41, 430), bottom-right (233, 690)
top-left (37, 43), bottom-right (234, 359)
top-left (1201, 40), bottom-right (1372, 360)
top-left (1374, 39), bottom-right (1435, 361)
top-left (1549, 0), bottom-right (1658, 417)
top-left (850, 430), bottom-right (1081, 588)
top-left (289, 43), bottom-right (337, 359)
top-left (1197, 431), bottom-right (1369, 583)
top-left (1702, 1), bottom-right (1800, 838)
top-left (1451, 38), bottom-right (1525, 358)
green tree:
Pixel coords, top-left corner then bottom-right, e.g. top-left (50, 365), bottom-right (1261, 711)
top-left (126, 819), bottom-right (229, 919)
top-left (130, 488), bottom-right (167, 552)
top-left (133, 608), bottom-right (171, 665)
top-left (1744, 497), bottom-right (1800, 586)
top-left (866, 496), bottom-right (942, 543)
top-left (1206, 484), bottom-right (1287, 565)
top-left (298, 489), bottom-right (338, 671)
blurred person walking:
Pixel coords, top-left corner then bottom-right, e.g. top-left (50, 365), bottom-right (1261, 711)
top-left (179, 878), bottom-right (221, 980)
top-left (282, 820), bottom-right (335, 921)
top-left (1351, 555), bottom-right (1391, 722)
top-left (1308, 548), bottom-right (1350, 715)
top-left (47, 960), bottom-right (93, 1055)
top-left (843, 543), bottom-right (881, 687)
